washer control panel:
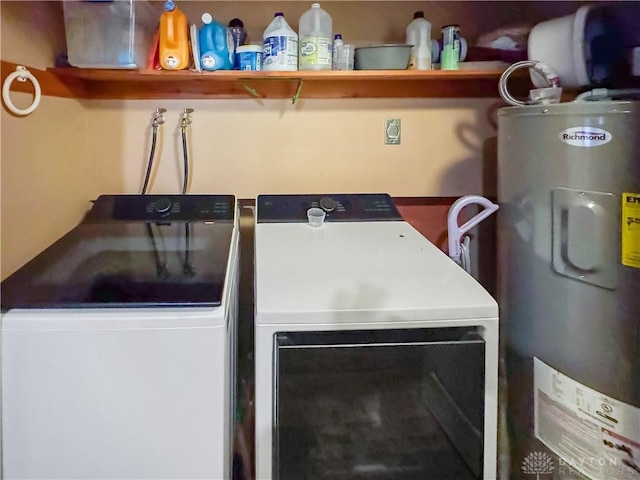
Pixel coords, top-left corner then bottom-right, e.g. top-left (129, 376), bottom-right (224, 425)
top-left (84, 195), bottom-right (235, 222)
top-left (257, 194), bottom-right (402, 223)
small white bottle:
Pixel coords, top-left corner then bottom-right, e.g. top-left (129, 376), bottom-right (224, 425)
top-left (263, 12), bottom-right (298, 71)
top-left (406, 11), bottom-right (432, 70)
top-left (332, 33), bottom-right (343, 70)
top-left (299, 3), bottom-right (332, 71)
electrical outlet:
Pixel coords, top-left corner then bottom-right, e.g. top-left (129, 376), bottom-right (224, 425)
top-left (385, 118), bottom-right (401, 145)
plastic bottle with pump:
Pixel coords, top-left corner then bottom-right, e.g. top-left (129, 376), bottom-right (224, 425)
top-left (199, 13), bottom-right (234, 71)
top-left (405, 11), bottom-right (432, 70)
top-left (262, 13), bottom-right (298, 72)
top-left (299, 3), bottom-right (332, 71)
top-left (159, 0), bottom-right (190, 70)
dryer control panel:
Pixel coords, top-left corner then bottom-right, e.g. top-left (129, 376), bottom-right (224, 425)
top-left (257, 194), bottom-right (403, 223)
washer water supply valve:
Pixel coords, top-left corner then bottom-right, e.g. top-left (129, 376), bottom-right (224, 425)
top-left (181, 108), bottom-right (194, 127)
top-left (152, 107), bottom-right (167, 127)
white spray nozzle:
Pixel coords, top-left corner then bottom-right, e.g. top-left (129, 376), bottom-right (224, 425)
top-left (447, 195), bottom-right (499, 270)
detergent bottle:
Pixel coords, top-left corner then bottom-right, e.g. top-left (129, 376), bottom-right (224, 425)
top-left (159, 0), bottom-right (190, 70)
top-left (262, 12), bottom-right (298, 71)
top-left (406, 11), bottom-right (432, 70)
top-left (199, 13), bottom-right (234, 71)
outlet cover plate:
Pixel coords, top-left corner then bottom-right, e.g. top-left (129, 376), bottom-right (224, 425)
top-left (385, 118), bottom-right (401, 145)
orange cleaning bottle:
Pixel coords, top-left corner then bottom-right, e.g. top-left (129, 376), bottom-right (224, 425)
top-left (159, 0), bottom-right (190, 70)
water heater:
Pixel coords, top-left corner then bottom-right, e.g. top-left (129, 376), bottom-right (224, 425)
top-left (497, 101), bottom-right (639, 480)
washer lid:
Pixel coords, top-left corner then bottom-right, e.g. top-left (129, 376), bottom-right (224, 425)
top-left (255, 221), bottom-right (498, 323)
top-left (1, 221), bottom-right (234, 310)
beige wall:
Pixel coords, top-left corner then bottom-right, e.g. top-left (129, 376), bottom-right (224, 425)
top-left (1, 1), bottom-right (66, 69)
top-left (1, 2), bottom-right (99, 279)
top-left (87, 97), bottom-right (498, 198)
top-left (1, 94), bottom-right (95, 279)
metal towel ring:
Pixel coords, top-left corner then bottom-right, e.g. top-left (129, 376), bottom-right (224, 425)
top-left (2, 65), bottom-right (42, 116)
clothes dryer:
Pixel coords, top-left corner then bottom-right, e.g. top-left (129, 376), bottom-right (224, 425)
top-left (1, 194), bottom-right (240, 480)
top-left (254, 193), bottom-right (499, 480)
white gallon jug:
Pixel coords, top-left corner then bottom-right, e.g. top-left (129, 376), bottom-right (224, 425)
top-left (299, 3), bottom-right (332, 71)
top-left (406, 10), bottom-right (432, 70)
top-left (263, 12), bottom-right (298, 71)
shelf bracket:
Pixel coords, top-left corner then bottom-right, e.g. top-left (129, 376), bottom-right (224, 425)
top-left (239, 77), bottom-right (303, 103)
top-left (292, 79), bottom-right (303, 104)
top-left (239, 80), bottom-right (261, 98)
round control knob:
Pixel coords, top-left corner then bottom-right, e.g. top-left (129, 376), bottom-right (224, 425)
top-left (154, 197), bottom-right (172, 213)
top-left (319, 197), bottom-right (338, 212)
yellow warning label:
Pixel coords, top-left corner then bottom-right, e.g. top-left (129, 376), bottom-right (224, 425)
top-left (622, 192), bottom-right (640, 268)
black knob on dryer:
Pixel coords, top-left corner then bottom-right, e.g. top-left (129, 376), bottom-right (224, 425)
top-left (319, 197), bottom-right (338, 212)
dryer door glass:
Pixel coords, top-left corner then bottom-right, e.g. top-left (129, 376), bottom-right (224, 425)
top-left (274, 327), bottom-right (485, 480)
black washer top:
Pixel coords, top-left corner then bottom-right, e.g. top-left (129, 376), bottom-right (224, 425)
top-left (84, 194), bottom-right (235, 222)
top-left (1, 195), bottom-right (236, 311)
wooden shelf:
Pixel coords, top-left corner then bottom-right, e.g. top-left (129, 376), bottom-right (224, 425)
top-left (2, 61), bottom-right (532, 100)
top-left (49, 65), bottom-right (532, 100)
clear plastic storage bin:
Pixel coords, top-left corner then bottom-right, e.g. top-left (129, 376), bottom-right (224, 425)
top-left (63, 0), bottom-right (158, 69)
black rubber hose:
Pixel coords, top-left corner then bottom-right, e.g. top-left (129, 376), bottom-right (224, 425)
top-left (141, 125), bottom-right (158, 194)
top-left (181, 126), bottom-right (189, 195)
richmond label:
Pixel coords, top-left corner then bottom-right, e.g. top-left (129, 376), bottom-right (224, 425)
top-left (559, 127), bottom-right (612, 147)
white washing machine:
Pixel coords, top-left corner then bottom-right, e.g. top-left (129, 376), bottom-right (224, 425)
top-left (1, 195), bottom-right (240, 480)
top-left (254, 193), bottom-right (499, 480)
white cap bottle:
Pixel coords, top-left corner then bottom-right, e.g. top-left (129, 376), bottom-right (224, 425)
top-left (406, 11), bottom-right (432, 70)
top-left (299, 3), bottom-right (332, 71)
top-left (263, 12), bottom-right (298, 71)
